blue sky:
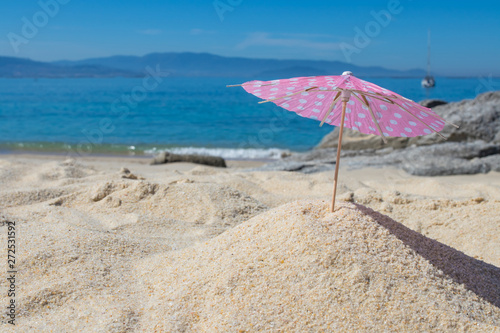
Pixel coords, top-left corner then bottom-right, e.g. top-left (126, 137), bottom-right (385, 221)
top-left (0, 0), bottom-right (499, 76)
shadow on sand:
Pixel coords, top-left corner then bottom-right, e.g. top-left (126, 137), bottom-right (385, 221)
top-left (354, 203), bottom-right (500, 308)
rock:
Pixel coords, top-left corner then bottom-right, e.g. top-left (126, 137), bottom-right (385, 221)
top-left (317, 91), bottom-right (500, 150)
top-left (251, 141), bottom-right (500, 177)
top-left (399, 144), bottom-right (494, 176)
top-left (402, 157), bottom-right (491, 176)
top-left (435, 91), bottom-right (500, 144)
top-left (401, 140), bottom-right (500, 160)
top-left (473, 154), bottom-right (500, 172)
top-left (356, 141), bottom-right (500, 176)
top-left (317, 127), bottom-right (410, 150)
top-left (246, 160), bottom-right (334, 173)
top-left (151, 152), bottom-right (226, 168)
top-left (119, 167), bottom-right (145, 180)
top-left (419, 99), bottom-right (448, 108)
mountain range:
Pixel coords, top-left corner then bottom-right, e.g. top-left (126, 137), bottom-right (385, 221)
top-left (0, 52), bottom-right (426, 78)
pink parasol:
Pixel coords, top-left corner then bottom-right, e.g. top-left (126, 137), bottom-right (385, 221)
top-left (229, 71), bottom-right (456, 212)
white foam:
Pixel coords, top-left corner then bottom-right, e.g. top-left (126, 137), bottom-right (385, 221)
top-left (144, 147), bottom-right (289, 160)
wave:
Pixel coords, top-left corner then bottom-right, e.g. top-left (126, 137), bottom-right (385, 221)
top-left (144, 147), bottom-right (288, 160)
top-left (0, 142), bottom-right (289, 160)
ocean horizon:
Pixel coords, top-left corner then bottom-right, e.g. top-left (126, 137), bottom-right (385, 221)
top-left (1, 76), bottom-right (498, 160)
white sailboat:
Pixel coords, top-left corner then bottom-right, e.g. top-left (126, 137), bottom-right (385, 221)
top-left (421, 30), bottom-right (435, 88)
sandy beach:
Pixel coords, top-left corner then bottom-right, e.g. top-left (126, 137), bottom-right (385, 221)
top-left (0, 153), bottom-right (499, 331)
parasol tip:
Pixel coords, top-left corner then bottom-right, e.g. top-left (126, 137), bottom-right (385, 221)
top-left (342, 71), bottom-right (353, 76)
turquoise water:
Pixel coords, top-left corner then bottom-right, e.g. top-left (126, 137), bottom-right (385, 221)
top-left (0, 76), bottom-right (498, 159)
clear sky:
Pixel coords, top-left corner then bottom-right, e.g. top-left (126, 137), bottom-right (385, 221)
top-left (0, 0), bottom-right (499, 76)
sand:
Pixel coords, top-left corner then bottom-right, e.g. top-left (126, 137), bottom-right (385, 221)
top-left (141, 200), bottom-right (500, 332)
top-left (0, 154), bottom-right (499, 332)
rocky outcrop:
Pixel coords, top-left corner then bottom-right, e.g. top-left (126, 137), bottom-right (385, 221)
top-left (435, 91), bottom-right (500, 144)
top-left (317, 91), bottom-right (500, 150)
top-left (151, 152), bottom-right (226, 168)
top-left (317, 129), bottom-right (410, 150)
top-left (251, 141), bottom-right (500, 176)
top-left (252, 91), bottom-right (500, 176)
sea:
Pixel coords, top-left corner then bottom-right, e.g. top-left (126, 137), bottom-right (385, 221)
top-left (0, 76), bottom-right (498, 160)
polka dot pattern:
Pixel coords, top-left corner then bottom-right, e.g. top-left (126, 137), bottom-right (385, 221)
top-left (239, 74), bottom-right (446, 138)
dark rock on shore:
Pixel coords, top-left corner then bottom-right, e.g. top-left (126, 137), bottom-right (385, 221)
top-left (151, 152), bottom-right (226, 168)
top-left (251, 141), bottom-right (500, 176)
top-left (397, 141), bottom-right (500, 176)
top-left (419, 99), bottom-right (448, 108)
top-left (251, 91), bottom-right (500, 176)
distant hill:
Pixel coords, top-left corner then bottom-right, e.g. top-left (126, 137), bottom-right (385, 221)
top-left (0, 56), bottom-right (139, 78)
top-left (53, 52), bottom-right (426, 78)
top-left (0, 52), bottom-right (426, 78)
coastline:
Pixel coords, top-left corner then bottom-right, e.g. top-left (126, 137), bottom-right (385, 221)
top-left (0, 143), bottom-right (290, 161)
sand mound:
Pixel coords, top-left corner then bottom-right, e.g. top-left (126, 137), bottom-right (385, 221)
top-left (0, 159), bottom-right (97, 208)
top-left (2, 211), bottom-right (168, 332)
top-left (20, 159), bottom-right (97, 185)
top-left (140, 200), bottom-right (500, 332)
top-left (61, 179), bottom-right (268, 229)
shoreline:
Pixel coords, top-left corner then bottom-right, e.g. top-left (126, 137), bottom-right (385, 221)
top-left (0, 152), bottom-right (269, 169)
top-left (0, 145), bottom-right (291, 162)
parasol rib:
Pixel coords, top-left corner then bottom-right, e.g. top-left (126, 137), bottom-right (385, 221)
top-left (443, 120), bottom-right (460, 128)
top-left (352, 89), bottom-right (398, 100)
top-left (258, 87), bottom-right (319, 104)
top-left (386, 95), bottom-right (459, 129)
top-left (351, 91), bottom-right (368, 106)
top-left (360, 93), bottom-right (388, 143)
top-left (361, 92), bottom-right (459, 129)
top-left (392, 100), bottom-right (447, 139)
top-left (357, 92), bottom-right (396, 104)
top-left (320, 92), bottom-right (341, 127)
top-left (226, 83), bottom-right (279, 88)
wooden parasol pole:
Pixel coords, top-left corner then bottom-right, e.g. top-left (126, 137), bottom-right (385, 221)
top-left (331, 94), bottom-right (350, 212)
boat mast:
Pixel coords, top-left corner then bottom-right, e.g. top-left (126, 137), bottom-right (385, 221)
top-left (427, 29), bottom-right (431, 76)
